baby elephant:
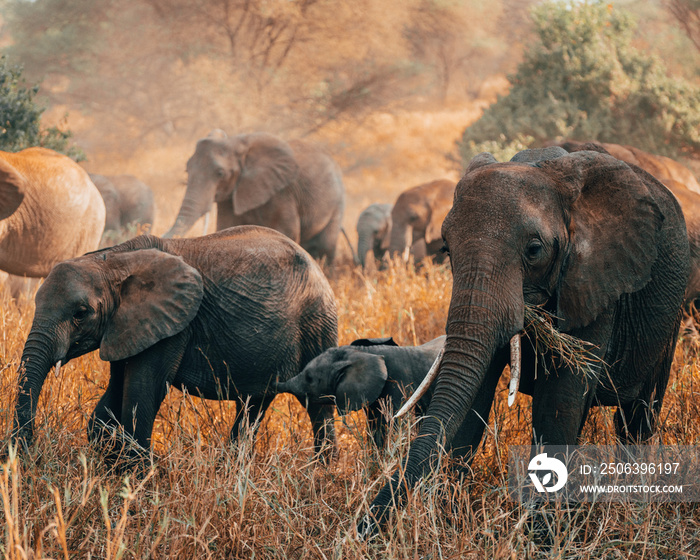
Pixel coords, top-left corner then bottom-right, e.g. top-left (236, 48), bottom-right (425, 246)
top-left (277, 335), bottom-right (445, 449)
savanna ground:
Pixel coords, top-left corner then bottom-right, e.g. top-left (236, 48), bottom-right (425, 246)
top-left (3, 257), bottom-right (700, 559)
top-left (3, 97), bottom-right (700, 559)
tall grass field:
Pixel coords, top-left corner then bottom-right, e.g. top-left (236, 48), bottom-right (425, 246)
top-left (2, 259), bottom-right (700, 559)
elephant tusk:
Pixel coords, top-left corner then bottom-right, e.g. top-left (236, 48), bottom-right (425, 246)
top-left (394, 346), bottom-right (444, 419)
top-left (507, 334), bottom-right (521, 407)
top-left (54, 360), bottom-right (62, 379)
top-left (402, 246), bottom-right (411, 263)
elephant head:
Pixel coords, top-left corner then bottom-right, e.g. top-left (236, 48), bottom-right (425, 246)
top-left (0, 158), bottom-right (25, 220)
top-left (13, 237), bottom-right (203, 445)
top-left (277, 347), bottom-right (388, 415)
top-left (356, 203), bottom-right (392, 268)
top-left (164, 130), bottom-right (300, 238)
top-left (363, 147), bottom-right (672, 533)
top-left (387, 179), bottom-right (454, 262)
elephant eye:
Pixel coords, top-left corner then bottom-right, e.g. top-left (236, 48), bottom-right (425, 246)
top-left (525, 238), bottom-right (544, 260)
top-left (73, 305), bottom-right (90, 321)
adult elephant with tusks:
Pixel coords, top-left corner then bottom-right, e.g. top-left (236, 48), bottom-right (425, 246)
top-left (358, 146), bottom-right (690, 537)
top-left (12, 226), bottom-right (338, 468)
top-left (164, 130), bottom-right (345, 264)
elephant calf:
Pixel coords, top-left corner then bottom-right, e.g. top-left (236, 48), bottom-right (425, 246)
top-left (277, 336), bottom-right (445, 449)
top-left (13, 226), bottom-right (338, 467)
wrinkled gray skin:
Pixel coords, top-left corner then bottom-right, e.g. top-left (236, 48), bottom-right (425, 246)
top-left (360, 147), bottom-right (690, 535)
top-left (13, 226), bottom-right (338, 467)
top-left (278, 336), bottom-right (446, 449)
top-left (164, 130), bottom-right (345, 263)
top-left (89, 173), bottom-right (155, 244)
top-left (554, 142), bottom-right (700, 306)
top-left (356, 203), bottom-right (392, 268)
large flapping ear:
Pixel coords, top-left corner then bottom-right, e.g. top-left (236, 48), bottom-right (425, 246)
top-left (100, 249), bottom-right (204, 361)
top-left (233, 134), bottom-right (300, 215)
top-left (537, 151), bottom-right (663, 331)
top-left (350, 337), bottom-right (399, 347)
top-left (334, 352), bottom-right (388, 414)
top-left (0, 158), bottom-right (24, 220)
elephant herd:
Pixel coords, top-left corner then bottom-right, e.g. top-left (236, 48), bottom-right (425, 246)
top-left (3, 133), bottom-right (700, 537)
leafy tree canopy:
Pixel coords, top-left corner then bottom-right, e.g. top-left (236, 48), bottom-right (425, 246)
top-left (459, 0), bottom-right (700, 165)
top-left (0, 56), bottom-right (82, 158)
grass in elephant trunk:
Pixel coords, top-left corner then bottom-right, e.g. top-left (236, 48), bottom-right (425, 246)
top-left (0, 260), bottom-right (700, 558)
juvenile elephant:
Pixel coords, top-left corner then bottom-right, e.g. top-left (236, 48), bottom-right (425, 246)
top-left (164, 130), bottom-right (346, 263)
top-left (387, 179), bottom-right (455, 264)
top-left (13, 226), bottom-right (338, 465)
top-left (356, 203), bottom-right (392, 268)
top-left (89, 173), bottom-right (155, 244)
top-left (360, 147), bottom-right (690, 535)
top-left (277, 336), bottom-right (445, 449)
top-left (0, 147), bottom-right (105, 277)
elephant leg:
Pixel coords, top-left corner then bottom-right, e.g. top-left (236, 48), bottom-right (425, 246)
top-left (302, 211), bottom-right (342, 264)
top-left (301, 399), bottom-right (336, 459)
top-left (449, 352), bottom-right (508, 467)
top-left (88, 361), bottom-right (125, 460)
top-left (229, 394), bottom-right (274, 443)
top-left (366, 405), bottom-right (386, 450)
top-left (614, 318), bottom-right (678, 443)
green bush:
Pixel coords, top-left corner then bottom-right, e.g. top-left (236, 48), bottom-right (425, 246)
top-left (458, 0), bottom-right (700, 165)
top-left (0, 56), bottom-right (82, 158)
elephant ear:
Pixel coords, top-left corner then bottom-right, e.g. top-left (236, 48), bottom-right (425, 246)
top-left (350, 337), bottom-right (399, 347)
top-left (334, 352), bottom-right (388, 414)
top-left (100, 249), bottom-right (204, 361)
top-left (0, 158), bottom-right (24, 220)
top-left (233, 134), bottom-right (300, 215)
top-left (537, 151), bottom-right (663, 331)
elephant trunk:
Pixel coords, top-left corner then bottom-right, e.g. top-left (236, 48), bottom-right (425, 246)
top-left (362, 256), bottom-right (523, 534)
top-left (13, 325), bottom-right (65, 445)
top-left (388, 224), bottom-right (412, 263)
top-left (163, 182), bottom-right (214, 238)
top-left (357, 231), bottom-right (372, 268)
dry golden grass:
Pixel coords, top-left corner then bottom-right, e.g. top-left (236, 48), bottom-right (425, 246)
top-left (2, 261), bottom-right (700, 559)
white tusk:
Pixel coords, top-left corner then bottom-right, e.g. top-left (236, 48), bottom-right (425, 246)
top-left (54, 360), bottom-right (62, 379)
top-left (508, 334), bottom-right (521, 407)
top-left (402, 246), bottom-right (410, 263)
top-left (394, 346), bottom-right (444, 419)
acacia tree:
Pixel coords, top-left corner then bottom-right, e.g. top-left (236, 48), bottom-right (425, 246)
top-left (459, 0), bottom-right (700, 164)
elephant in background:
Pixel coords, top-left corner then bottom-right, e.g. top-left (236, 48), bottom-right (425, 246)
top-left (387, 179), bottom-right (455, 265)
top-left (89, 173), bottom-right (155, 245)
top-left (554, 140), bottom-right (700, 194)
top-left (356, 203), bottom-right (392, 268)
top-left (13, 226), bottom-right (338, 466)
top-left (278, 335), bottom-right (445, 449)
top-left (0, 147), bottom-right (105, 277)
top-left (164, 130), bottom-right (346, 264)
top-left (360, 147), bottom-right (689, 535)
